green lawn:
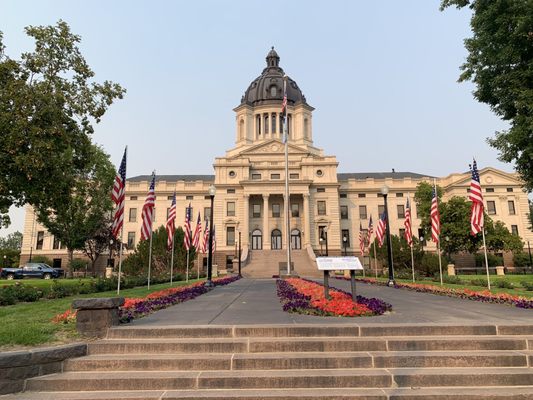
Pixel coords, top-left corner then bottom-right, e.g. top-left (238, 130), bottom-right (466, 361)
top-left (0, 279), bottom-right (204, 350)
top-left (360, 274), bottom-right (533, 299)
top-left (0, 278), bottom-right (95, 290)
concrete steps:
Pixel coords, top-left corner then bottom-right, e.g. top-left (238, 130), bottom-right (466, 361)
top-left (243, 250), bottom-right (320, 278)
top-left (10, 324), bottom-right (533, 399)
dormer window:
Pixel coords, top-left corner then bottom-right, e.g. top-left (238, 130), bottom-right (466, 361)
top-left (270, 86), bottom-right (277, 97)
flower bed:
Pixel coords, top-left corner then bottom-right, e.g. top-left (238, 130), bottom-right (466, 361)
top-left (52, 275), bottom-right (241, 324)
top-left (347, 277), bottom-right (533, 309)
top-left (277, 278), bottom-right (391, 317)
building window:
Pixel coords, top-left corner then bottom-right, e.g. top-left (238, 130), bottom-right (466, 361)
top-left (271, 173), bottom-right (280, 180)
top-left (399, 228), bottom-right (406, 238)
top-left (166, 207), bottom-right (171, 219)
top-left (270, 86), bottom-right (277, 97)
top-left (256, 115), bottom-right (261, 135)
top-left (279, 114), bottom-right (284, 133)
top-left (186, 195), bottom-right (193, 200)
top-left (251, 173), bottom-right (261, 180)
top-left (272, 203), bottom-right (280, 218)
top-left (340, 193), bottom-right (347, 198)
top-left (341, 229), bottom-right (350, 247)
top-left (271, 113), bottom-right (277, 133)
top-left (129, 208), bottom-right (137, 222)
top-left (52, 236), bottom-right (61, 250)
top-left (130, 196), bottom-right (138, 200)
top-left (396, 193), bottom-right (404, 197)
top-left (487, 201), bottom-right (496, 215)
top-left (418, 228), bottom-right (426, 245)
top-left (226, 227), bottom-right (235, 246)
top-left (507, 188), bottom-right (514, 192)
top-left (229, 170), bottom-right (236, 178)
top-left (127, 232), bottom-right (135, 249)
top-left (378, 205), bottom-right (385, 216)
top-left (204, 207), bottom-right (211, 221)
top-left (511, 225), bottom-right (519, 236)
top-left (359, 205), bottom-right (367, 220)
top-left (486, 188), bottom-right (495, 193)
top-left (358, 193), bottom-right (366, 198)
top-left (340, 205), bottom-right (348, 219)
top-left (289, 173), bottom-right (299, 179)
top-left (317, 188), bottom-right (325, 193)
top-left (316, 169), bottom-right (323, 177)
top-left (185, 207), bottom-right (193, 219)
top-left (227, 202), bottom-right (235, 217)
top-left (291, 203), bottom-right (299, 217)
top-left (397, 204), bottom-right (405, 218)
top-left (508, 200), bottom-right (516, 215)
top-left (264, 114), bottom-right (269, 134)
top-left (317, 201), bottom-right (326, 216)
top-left (253, 204), bottom-right (261, 218)
top-left (227, 188), bottom-right (235, 194)
top-left (167, 195), bottom-right (174, 200)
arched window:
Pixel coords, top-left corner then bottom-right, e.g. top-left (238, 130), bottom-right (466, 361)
top-left (264, 114), bottom-right (269, 135)
top-left (303, 118), bottom-right (308, 139)
top-left (239, 119), bottom-right (244, 140)
top-left (270, 86), bottom-right (277, 97)
top-left (291, 229), bottom-right (301, 250)
top-left (256, 115), bottom-right (261, 137)
top-left (271, 229), bottom-right (282, 250)
top-left (251, 229), bottom-right (262, 250)
top-left (287, 114), bottom-right (292, 137)
top-left (271, 113), bottom-right (277, 134)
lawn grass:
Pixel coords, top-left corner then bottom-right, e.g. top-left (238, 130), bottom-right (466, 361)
top-left (0, 278), bottom-right (204, 350)
top-left (359, 274), bottom-right (533, 299)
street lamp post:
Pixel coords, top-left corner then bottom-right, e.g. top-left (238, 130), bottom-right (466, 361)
top-left (343, 235), bottom-right (347, 256)
top-left (381, 185), bottom-right (395, 287)
top-left (238, 230), bottom-right (242, 277)
top-left (206, 185), bottom-right (216, 287)
top-left (108, 239), bottom-right (114, 269)
top-left (320, 227), bottom-right (330, 300)
top-left (3, 255), bottom-right (7, 268)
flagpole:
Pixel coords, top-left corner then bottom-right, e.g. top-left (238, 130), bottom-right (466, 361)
top-left (482, 228), bottom-right (491, 290)
top-left (283, 75), bottom-right (291, 276)
top-left (437, 241), bottom-right (443, 286)
top-left (147, 208), bottom-right (154, 290)
top-left (170, 235), bottom-right (175, 285)
top-left (410, 245), bottom-right (415, 282)
top-left (373, 241), bottom-right (378, 278)
top-left (197, 251), bottom-right (200, 280)
top-left (116, 146), bottom-right (127, 295)
top-left (434, 179), bottom-right (443, 286)
top-left (186, 249), bottom-right (189, 282)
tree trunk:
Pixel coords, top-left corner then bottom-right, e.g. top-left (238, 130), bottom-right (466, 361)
top-left (67, 248), bottom-right (74, 278)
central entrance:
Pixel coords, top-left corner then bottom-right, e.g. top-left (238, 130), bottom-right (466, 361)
top-left (251, 229), bottom-right (262, 250)
top-left (271, 229), bottom-right (282, 250)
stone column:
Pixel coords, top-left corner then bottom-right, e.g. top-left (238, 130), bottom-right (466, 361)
top-left (243, 194), bottom-right (250, 247)
top-left (263, 194), bottom-right (270, 249)
top-left (303, 193), bottom-right (311, 247)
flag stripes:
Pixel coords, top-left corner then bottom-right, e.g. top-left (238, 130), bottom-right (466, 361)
top-left (202, 220), bottom-right (209, 253)
top-left (140, 173), bottom-right (156, 241)
top-left (430, 186), bottom-right (440, 243)
top-left (469, 159), bottom-right (484, 235)
top-left (359, 222), bottom-right (365, 256)
top-left (192, 212), bottom-right (202, 249)
top-left (166, 192), bottom-right (176, 250)
top-left (404, 197), bottom-right (413, 247)
top-left (111, 148), bottom-right (127, 238)
top-left (376, 213), bottom-right (386, 247)
top-left (184, 204), bottom-right (192, 251)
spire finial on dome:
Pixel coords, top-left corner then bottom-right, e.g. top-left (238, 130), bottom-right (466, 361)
top-left (266, 46), bottom-right (280, 67)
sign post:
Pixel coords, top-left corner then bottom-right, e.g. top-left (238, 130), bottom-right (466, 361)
top-left (316, 257), bottom-right (363, 301)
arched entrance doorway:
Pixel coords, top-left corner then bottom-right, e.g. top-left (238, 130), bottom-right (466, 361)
top-left (271, 229), bottom-right (282, 250)
top-left (291, 229), bottom-right (301, 250)
top-left (251, 229), bottom-right (262, 250)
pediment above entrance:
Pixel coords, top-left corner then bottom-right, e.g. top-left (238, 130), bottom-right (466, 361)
top-left (229, 139), bottom-right (312, 159)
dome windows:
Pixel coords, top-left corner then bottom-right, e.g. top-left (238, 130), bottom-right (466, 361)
top-left (270, 86), bottom-right (277, 97)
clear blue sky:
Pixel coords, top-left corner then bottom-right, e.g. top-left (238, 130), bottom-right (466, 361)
top-left (1, 0), bottom-right (512, 235)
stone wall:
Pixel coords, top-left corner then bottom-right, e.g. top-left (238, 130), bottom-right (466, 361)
top-left (0, 343), bottom-right (86, 395)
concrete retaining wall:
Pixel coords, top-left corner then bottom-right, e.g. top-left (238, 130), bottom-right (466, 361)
top-left (0, 343), bottom-right (87, 395)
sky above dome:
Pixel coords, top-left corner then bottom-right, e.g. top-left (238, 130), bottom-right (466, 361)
top-left (0, 1), bottom-right (516, 235)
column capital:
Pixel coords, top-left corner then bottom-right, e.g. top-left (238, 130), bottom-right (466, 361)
top-left (262, 194), bottom-right (269, 200)
top-left (303, 193), bottom-right (310, 199)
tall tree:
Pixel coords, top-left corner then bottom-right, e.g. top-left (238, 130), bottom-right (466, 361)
top-left (82, 217), bottom-right (120, 276)
top-left (0, 231), bottom-right (23, 250)
top-left (35, 145), bottom-right (115, 268)
top-left (0, 21), bottom-right (125, 227)
top-left (413, 181), bottom-right (444, 239)
top-left (440, 0), bottom-right (533, 190)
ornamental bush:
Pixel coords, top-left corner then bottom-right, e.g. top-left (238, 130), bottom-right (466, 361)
top-left (0, 284), bottom-right (43, 305)
top-left (495, 280), bottom-right (514, 289)
top-left (475, 253), bottom-right (503, 267)
top-left (514, 253), bottom-right (531, 269)
top-left (470, 278), bottom-right (489, 288)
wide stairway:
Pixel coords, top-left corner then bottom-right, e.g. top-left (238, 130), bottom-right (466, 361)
top-left (13, 323), bottom-right (533, 399)
top-left (243, 249), bottom-right (321, 278)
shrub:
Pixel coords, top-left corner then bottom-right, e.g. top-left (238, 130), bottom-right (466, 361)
top-left (439, 275), bottom-right (464, 285)
top-left (0, 283), bottom-right (43, 305)
top-left (475, 253), bottom-right (503, 268)
top-left (47, 280), bottom-right (79, 299)
top-left (417, 253), bottom-right (441, 277)
top-left (513, 253), bottom-right (532, 269)
top-left (394, 269), bottom-right (422, 280)
top-left (495, 280), bottom-right (514, 289)
top-left (77, 279), bottom-right (96, 294)
top-left (470, 278), bottom-right (489, 287)
top-left (70, 258), bottom-right (88, 271)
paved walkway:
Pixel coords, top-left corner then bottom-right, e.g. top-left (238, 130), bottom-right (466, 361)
top-left (130, 278), bottom-right (533, 326)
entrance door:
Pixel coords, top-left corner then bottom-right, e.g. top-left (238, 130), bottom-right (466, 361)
top-left (251, 229), bottom-right (262, 250)
top-left (291, 229), bottom-right (301, 249)
top-left (271, 229), bottom-right (282, 250)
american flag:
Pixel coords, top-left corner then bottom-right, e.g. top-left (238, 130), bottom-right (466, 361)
top-left (430, 185), bottom-right (440, 243)
top-left (376, 213), bottom-right (386, 247)
top-left (469, 160), bottom-right (484, 235)
top-left (166, 192), bottom-right (176, 250)
top-left (202, 220), bottom-right (209, 253)
top-left (111, 147), bottom-right (127, 238)
top-left (404, 197), bottom-right (413, 247)
top-left (192, 212), bottom-right (202, 249)
top-left (212, 225), bottom-right (217, 252)
top-left (140, 173), bottom-right (156, 241)
top-left (184, 204), bottom-right (192, 251)
top-left (359, 222), bottom-right (365, 256)
top-left (281, 78), bottom-right (288, 143)
top-left (368, 215), bottom-right (374, 243)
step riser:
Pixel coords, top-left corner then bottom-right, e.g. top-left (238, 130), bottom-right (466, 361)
top-left (88, 343), bottom-right (247, 355)
top-left (386, 339), bottom-right (527, 352)
top-left (65, 354), bottom-right (528, 371)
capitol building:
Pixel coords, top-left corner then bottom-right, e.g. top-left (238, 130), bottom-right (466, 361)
top-left (20, 49), bottom-right (533, 275)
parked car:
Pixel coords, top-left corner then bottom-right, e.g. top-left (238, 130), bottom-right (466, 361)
top-left (0, 263), bottom-right (64, 280)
